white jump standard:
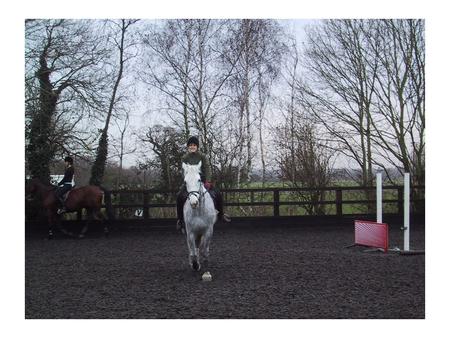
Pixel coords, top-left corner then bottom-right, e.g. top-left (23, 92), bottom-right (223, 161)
top-left (398, 172), bottom-right (424, 255)
top-left (347, 172), bottom-right (424, 255)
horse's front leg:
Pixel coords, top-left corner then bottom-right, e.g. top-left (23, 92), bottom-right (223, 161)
top-left (95, 210), bottom-right (109, 237)
top-left (79, 208), bottom-right (90, 239)
top-left (199, 228), bottom-right (213, 271)
top-left (186, 230), bottom-right (200, 271)
top-left (47, 210), bottom-right (56, 239)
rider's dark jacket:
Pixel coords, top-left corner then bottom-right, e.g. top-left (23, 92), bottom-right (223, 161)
top-left (182, 151), bottom-right (211, 182)
top-left (58, 166), bottom-right (75, 186)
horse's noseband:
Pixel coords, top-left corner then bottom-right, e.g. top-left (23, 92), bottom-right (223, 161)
top-left (188, 191), bottom-right (200, 199)
top-left (187, 180), bottom-right (204, 203)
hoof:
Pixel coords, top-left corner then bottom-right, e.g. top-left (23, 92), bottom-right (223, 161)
top-left (192, 261), bottom-right (200, 271)
top-left (222, 213), bottom-right (231, 222)
top-left (60, 229), bottom-right (74, 237)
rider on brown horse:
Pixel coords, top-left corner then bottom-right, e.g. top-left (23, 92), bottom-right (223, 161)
top-left (176, 136), bottom-right (231, 232)
top-left (56, 156), bottom-right (75, 214)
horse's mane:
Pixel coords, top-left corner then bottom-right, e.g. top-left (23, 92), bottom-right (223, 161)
top-left (183, 162), bottom-right (201, 175)
top-left (184, 165), bottom-right (199, 175)
top-left (183, 163), bottom-right (202, 186)
top-left (29, 177), bottom-right (55, 188)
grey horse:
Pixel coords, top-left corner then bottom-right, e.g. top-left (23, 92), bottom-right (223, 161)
top-left (182, 162), bottom-right (217, 279)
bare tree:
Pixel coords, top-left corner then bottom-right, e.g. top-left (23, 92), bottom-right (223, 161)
top-left (140, 19), bottom-right (243, 179)
top-left (225, 19), bottom-right (284, 186)
top-left (208, 114), bottom-right (245, 188)
top-left (367, 19), bottom-right (425, 187)
top-left (276, 36), bottom-right (301, 185)
top-left (110, 109), bottom-right (136, 187)
top-left (298, 19), bottom-right (425, 192)
top-left (138, 125), bottom-right (185, 190)
top-left (268, 36), bottom-right (333, 214)
top-left (275, 118), bottom-right (334, 215)
top-left (90, 19), bottom-right (139, 186)
top-left (140, 19), bottom-right (196, 139)
top-left (298, 20), bottom-right (379, 187)
top-left (25, 19), bottom-right (108, 182)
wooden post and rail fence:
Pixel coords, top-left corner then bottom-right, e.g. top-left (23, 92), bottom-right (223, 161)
top-left (90, 185), bottom-right (425, 224)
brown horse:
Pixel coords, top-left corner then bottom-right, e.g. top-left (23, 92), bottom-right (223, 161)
top-left (26, 178), bottom-right (114, 239)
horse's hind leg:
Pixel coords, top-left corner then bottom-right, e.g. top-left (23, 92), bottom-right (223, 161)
top-left (101, 212), bottom-right (109, 237)
top-left (94, 209), bottom-right (109, 237)
top-left (79, 209), bottom-right (91, 239)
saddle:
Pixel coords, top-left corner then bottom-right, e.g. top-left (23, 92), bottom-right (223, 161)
top-left (56, 185), bottom-right (76, 203)
top-left (55, 185), bottom-right (76, 214)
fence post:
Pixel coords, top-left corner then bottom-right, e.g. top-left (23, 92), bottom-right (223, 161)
top-left (105, 190), bottom-right (113, 219)
top-left (143, 191), bottom-right (149, 220)
top-left (376, 172), bottom-right (382, 223)
top-left (404, 173), bottom-right (410, 251)
top-left (273, 189), bottom-right (280, 217)
top-left (336, 189), bottom-right (343, 217)
top-left (397, 187), bottom-right (404, 216)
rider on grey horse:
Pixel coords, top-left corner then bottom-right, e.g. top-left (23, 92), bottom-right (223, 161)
top-left (176, 136), bottom-right (231, 231)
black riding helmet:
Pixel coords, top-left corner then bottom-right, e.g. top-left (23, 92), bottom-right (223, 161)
top-left (187, 136), bottom-right (199, 147)
top-left (64, 156), bottom-right (73, 164)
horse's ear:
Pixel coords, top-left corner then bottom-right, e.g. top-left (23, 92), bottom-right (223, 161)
top-left (182, 162), bottom-right (187, 172)
top-left (196, 161), bottom-right (202, 171)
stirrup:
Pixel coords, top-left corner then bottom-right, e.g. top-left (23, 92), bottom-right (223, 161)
top-left (176, 219), bottom-right (185, 231)
top-left (221, 213), bottom-right (231, 222)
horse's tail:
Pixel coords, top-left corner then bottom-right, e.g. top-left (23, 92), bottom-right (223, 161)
top-left (99, 186), bottom-right (115, 220)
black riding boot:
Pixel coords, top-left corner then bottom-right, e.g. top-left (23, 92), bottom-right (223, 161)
top-left (57, 199), bottom-right (66, 214)
top-left (210, 188), bottom-right (231, 222)
top-left (55, 186), bottom-right (70, 215)
top-left (176, 188), bottom-right (188, 231)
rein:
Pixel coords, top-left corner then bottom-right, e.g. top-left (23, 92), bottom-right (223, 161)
top-left (28, 180), bottom-right (56, 197)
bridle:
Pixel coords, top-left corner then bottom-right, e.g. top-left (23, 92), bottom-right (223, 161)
top-left (186, 179), bottom-right (205, 203)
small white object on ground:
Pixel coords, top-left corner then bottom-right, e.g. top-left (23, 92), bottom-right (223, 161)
top-left (202, 271), bottom-right (212, 281)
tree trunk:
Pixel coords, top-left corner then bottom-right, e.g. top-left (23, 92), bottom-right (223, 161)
top-left (90, 20), bottom-right (128, 186)
top-left (27, 48), bottom-right (58, 183)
